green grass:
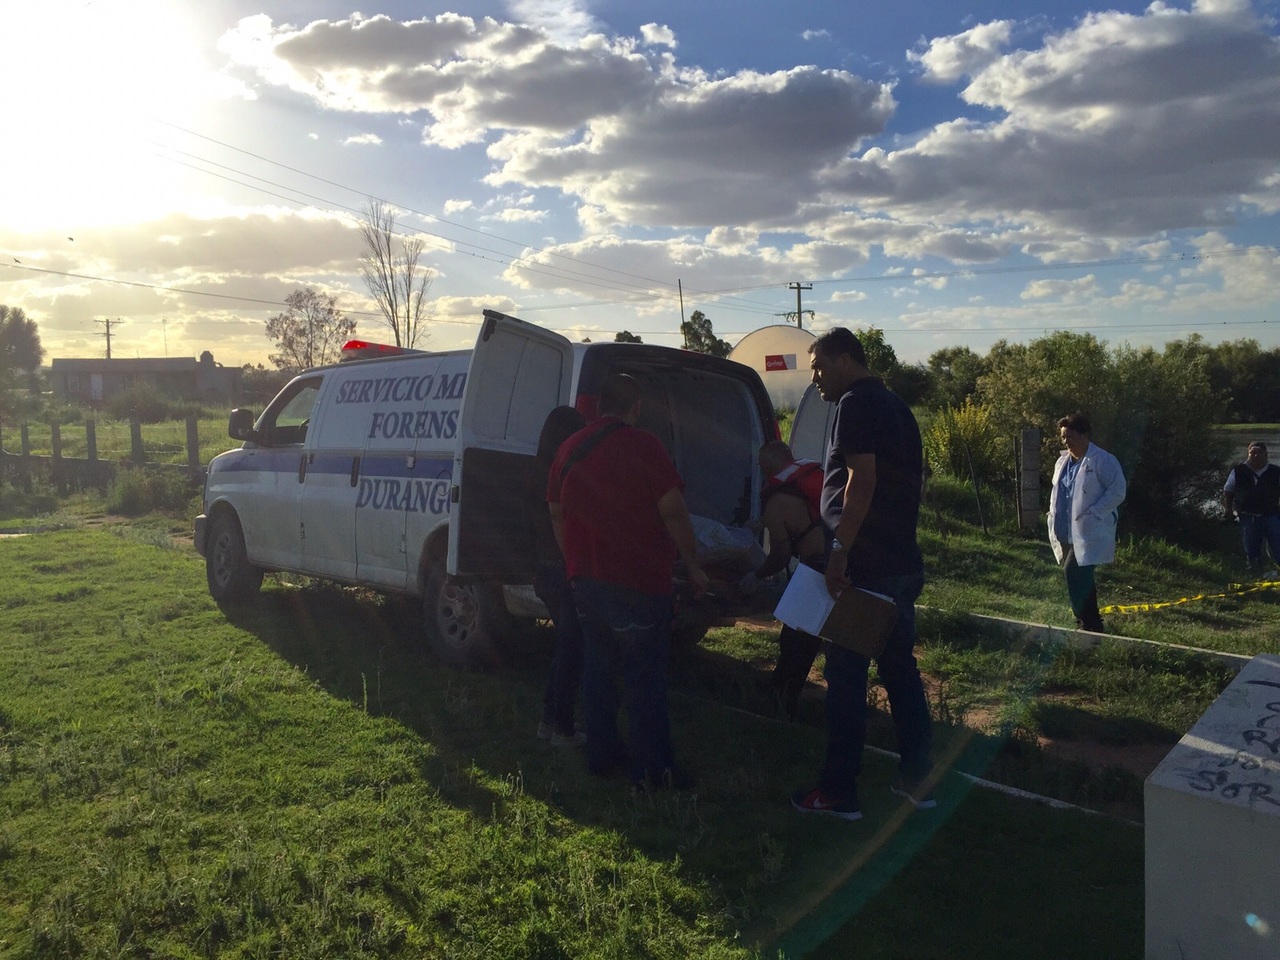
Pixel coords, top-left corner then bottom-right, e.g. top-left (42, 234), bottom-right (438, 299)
top-left (918, 477), bottom-right (1280, 656)
top-left (0, 530), bottom-right (1155, 959)
top-left (2, 474), bottom-right (1271, 957)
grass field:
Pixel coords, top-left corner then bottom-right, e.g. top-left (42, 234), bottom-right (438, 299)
top-left (2, 460), bottom-right (1276, 957)
top-left (0, 529), bottom-right (1164, 959)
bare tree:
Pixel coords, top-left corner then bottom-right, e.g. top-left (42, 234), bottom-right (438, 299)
top-left (358, 199), bottom-right (435, 348)
top-left (265, 288), bottom-right (355, 370)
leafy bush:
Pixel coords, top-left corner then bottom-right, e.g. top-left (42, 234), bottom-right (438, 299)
top-left (0, 484), bottom-right (59, 521)
top-left (975, 331), bottom-right (1230, 537)
top-left (923, 400), bottom-right (1010, 485)
top-left (106, 467), bottom-right (200, 516)
top-left (104, 385), bottom-right (182, 424)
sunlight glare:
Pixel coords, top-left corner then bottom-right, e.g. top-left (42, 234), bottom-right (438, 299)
top-left (2, 0), bottom-right (225, 230)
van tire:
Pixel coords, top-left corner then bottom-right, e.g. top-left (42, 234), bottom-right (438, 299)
top-left (423, 562), bottom-right (508, 669)
top-left (206, 511), bottom-right (264, 602)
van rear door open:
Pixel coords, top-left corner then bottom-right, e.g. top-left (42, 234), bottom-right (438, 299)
top-left (449, 310), bottom-right (573, 581)
top-left (789, 383), bottom-right (835, 463)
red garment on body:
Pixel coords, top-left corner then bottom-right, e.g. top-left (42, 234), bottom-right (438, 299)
top-left (547, 417), bottom-right (685, 596)
top-left (762, 459), bottom-right (823, 522)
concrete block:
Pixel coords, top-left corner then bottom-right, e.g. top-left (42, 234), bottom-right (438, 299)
top-left (1145, 653), bottom-right (1280, 959)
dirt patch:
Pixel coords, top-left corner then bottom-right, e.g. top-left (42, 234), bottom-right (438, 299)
top-left (1035, 738), bottom-right (1168, 780)
top-left (738, 623), bottom-right (1170, 785)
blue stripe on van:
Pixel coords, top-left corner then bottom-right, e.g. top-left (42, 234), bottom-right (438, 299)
top-left (209, 450), bottom-right (301, 475)
top-left (361, 456), bottom-right (453, 480)
top-left (208, 450), bottom-right (453, 481)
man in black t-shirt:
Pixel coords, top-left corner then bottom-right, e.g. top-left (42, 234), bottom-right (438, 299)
top-left (790, 327), bottom-right (936, 822)
top-left (1223, 441), bottom-right (1280, 574)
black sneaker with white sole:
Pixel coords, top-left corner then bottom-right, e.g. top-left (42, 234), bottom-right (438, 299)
top-left (890, 775), bottom-right (938, 810)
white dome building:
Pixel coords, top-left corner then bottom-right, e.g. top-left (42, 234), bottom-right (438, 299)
top-left (728, 325), bottom-right (816, 411)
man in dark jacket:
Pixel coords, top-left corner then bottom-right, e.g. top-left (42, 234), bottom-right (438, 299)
top-left (1223, 441), bottom-right (1280, 575)
top-left (790, 327), bottom-right (935, 821)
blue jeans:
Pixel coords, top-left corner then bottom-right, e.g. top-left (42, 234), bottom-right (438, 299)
top-left (821, 570), bottom-right (931, 799)
top-left (1240, 513), bottom-right (1280, 569)
top-left (571, 577), bottom-right (675, 782)
top-left (534, 565), bottom-right (583, 736)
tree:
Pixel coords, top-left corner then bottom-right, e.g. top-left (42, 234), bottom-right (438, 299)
top-left (680, 310), bottom-right (731, 357)
top-left (851, 327), bottom-right (927, 401)
top-left (265, 288), bottom-right (355, 371)
top-left (358, 199), bottom-right (435, 348)
top-left (854, 327), bottom-right (901, 378)
top-left (0, 305), bottom-right (44, 431)
top-left (614, 330), bottom-right (643, 343)
top-left (926, 345), bottom-right (989, 410)
top-left (240, 363), bottom-right (295, 406)
top-left (975, 330), bottom-right (1229, 537)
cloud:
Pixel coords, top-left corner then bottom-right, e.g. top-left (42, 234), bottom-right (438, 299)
top-left (342, 133), bottom-right (383, 146)
top-left (221, 14), bottom-right (894, 225)
top-left (802, 29), bottom-right (832, 42)
top-left (507, 0), bottom-right (601, 45)
top-left (909, 20), bottom-right (1013, 83)
top-left (488, 66), bottom-right (895, 227)
top-left (640, 23), bottom-right (676, 47)
top-left (206, 0), bottom-right (1280, 310)
top-left (491, 208), bottom-right (548, 223)
top-left (827, 0), bottom-right (1280, 249)
top-left (1, 208), bottom-right (376, 366)
top-left (1021, 275), bottom-right (1100, 302)
top-left (498, 233), bottom-right (819, 300)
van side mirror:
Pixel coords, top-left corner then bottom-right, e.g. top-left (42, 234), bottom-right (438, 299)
top-left (228, 408), bottom-right (258, 442)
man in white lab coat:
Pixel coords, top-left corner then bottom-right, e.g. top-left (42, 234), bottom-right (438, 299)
top-left (1047, 412), bottom-right (1127, 633)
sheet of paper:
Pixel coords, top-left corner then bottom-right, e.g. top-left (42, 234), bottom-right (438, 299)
top-left (772, 563), bottom-right (835, 635)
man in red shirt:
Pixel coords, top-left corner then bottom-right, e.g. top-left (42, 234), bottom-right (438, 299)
top-left (548, 373), bottom-right (709, 788)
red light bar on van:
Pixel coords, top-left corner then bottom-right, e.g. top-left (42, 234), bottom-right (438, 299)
top-left (340, 340), bottom-right (413, 361)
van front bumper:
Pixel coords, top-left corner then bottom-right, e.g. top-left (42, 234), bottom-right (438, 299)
top-left (193, 514), bottom-right (208, 558)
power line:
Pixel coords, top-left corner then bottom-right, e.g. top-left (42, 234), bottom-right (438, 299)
top-left (154, 123), bottom-right (712, 296)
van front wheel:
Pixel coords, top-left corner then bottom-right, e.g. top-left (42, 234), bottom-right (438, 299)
top-left (423, 563), bottom-right (507, 669)
top-left (206, 511), bottom-right (264, 602)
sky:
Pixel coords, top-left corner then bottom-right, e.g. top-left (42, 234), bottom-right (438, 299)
top-left (2, 0), bottom-right (1279, 370)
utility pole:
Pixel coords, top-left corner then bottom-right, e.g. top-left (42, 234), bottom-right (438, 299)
top-left (788, 282), bottom-right (812, 329)
top-left (96, 317), bottom-right (122, 359)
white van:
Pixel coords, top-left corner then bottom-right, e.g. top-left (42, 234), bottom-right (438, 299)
top-left (195, 310), bottom-right (779, 667)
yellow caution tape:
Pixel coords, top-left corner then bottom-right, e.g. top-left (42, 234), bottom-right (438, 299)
top-left (1101, 577), bottom-right (1280, 615)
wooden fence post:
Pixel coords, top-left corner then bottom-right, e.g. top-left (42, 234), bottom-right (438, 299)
top-left (186, 415), bottom-right (201, 476)
top-left (20, 423), bottom-right (30, 456)
top-left (51, 422), bottom-right (63, 488)
top-left (86, 419), bottom-right (98, 463)
top-left (130, 419), bottom-right (145, 465)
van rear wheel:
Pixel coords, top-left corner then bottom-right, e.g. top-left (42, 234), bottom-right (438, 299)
top-left (206, 511), bottom-right (264, 602)
top-left (423, 563), bottom-right (508, 669)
